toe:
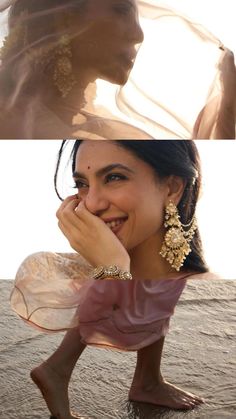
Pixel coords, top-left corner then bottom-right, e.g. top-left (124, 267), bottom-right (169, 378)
top-left (191, 395), bottom-right (205, 404)
top-left (181, 401), bottom-right (194, 410)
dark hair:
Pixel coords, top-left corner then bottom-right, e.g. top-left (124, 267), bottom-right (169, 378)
top-left (54, 140), bottom-right (208, 274)
top-left (6, 0), bottom-right (87, 62)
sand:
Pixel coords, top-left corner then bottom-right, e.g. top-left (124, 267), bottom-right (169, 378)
top-left (0, 279), bottom-right (235, 419)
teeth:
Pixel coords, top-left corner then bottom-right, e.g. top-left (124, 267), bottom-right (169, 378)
top-left (106, 219), bottom-right (124, 229)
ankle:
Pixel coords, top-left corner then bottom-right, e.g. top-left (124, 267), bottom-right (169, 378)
top-left (43, 360), bottom-right (71, 382)
top-left (131, 371), bottom-right (164, 390)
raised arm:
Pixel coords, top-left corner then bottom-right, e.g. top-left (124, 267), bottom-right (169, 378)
top-left (193, 48), bottom-right (236, 139)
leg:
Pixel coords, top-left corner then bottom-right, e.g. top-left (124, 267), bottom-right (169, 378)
top-left (129, 336), bottom-right (205, 410)
top-left (31, 327), bottom-right (86, 419)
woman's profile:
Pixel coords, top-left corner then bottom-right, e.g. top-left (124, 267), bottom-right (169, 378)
top-left (0, 0), bottom-right (149, 139)
top-left (10, 140), bottom-right (220, 419)
top-left (0, 0), bottom-right (236, 139)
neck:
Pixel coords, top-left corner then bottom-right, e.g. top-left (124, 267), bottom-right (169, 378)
top-left (42, 75), bottom-right (97, 126)
top-left (129, 234), bottom-right (183, 280)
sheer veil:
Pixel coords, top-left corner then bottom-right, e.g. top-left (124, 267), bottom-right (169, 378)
top-left (0, 0), bottom-right (235, 139)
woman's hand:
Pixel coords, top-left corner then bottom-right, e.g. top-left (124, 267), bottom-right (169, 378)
top-left (219, 47), bottom-right (236, 111)
top-left (56, 195), bottom-right (130, 271)
top-left (193, 47), bottom-right (236, 139)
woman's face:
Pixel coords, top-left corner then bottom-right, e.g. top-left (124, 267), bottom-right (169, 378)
top-left (69, 0), bottom-right (144, 85)
top-left (73, 141), bottom-right (169, 252)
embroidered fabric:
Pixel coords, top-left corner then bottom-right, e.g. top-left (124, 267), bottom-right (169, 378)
top-left (0, 0), bottom-right (235, 139)
top-left (10, 251), bottom-right (191, 350)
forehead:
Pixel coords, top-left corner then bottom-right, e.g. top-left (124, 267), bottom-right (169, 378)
top-left (75, 141), bottom-right (134, 165)
top-left (75, 140), bottom-right (149, 172)
top-left (73, 145), bottom-right (169, 199)
top-left (74, 141), bottom-right (159, 183)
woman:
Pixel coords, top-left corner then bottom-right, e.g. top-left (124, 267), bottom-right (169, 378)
top-left (11, 140), bottom-right (220, 419)
top-left (0, 0), bottom-right (148, 139)
top-left (0, 0), bottom-right (236, 139)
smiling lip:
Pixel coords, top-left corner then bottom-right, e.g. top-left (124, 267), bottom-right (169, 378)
top-left (102, 217), bottom-right (128, 234)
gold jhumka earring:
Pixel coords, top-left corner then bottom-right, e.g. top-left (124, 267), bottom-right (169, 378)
top-left (31, 33), bottom-right (77, 98)
top-left (160, 201), bottom-right (197, 271)
top-left (0, 17), bottom-right (76, 99)
top-left (52, 34), bottom-right (77, 98)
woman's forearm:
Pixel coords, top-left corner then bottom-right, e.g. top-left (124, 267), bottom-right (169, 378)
top-left (212, 102), bottom-right (235, 139)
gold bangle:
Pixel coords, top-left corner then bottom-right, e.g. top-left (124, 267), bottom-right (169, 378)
top-left (92, 265), bottom-right (132, 281)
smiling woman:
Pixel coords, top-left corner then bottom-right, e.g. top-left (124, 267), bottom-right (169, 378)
top-left (54, 140), bottom-right (208, 275)
top-left (0, 0), bottom-right (236, 138)
top-left (10, 140), bottom-right (221, 418)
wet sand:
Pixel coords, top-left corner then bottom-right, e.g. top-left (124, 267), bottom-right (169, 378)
top-left (0, 279), bottom-right (235, 419)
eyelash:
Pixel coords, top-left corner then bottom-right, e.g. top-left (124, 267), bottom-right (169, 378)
top-left (73, 173), bottom-right (128, 189)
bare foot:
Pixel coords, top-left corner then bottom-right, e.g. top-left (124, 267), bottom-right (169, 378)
top-left (129, 379), bottom-right (205, 410)
top-left (30, 362), bottom-right (79, 419)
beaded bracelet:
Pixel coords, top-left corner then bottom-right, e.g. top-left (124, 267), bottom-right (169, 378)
top-left (92, 265), bottom-right (132, 281)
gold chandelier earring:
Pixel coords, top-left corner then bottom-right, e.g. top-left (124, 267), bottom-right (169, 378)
top-left (160, 201), bottom-right (197, 271)
top-left (53, 34), bottom-right (77, 98)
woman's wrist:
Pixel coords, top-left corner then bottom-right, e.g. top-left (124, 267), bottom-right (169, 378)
top-left (92, 255), bottom-right (131, 281)
top-left (92, 255), bottom-right (130, 272)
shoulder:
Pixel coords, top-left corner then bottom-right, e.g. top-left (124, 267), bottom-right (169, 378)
top-left (75, 114), bottom-right (154, 139)
top-left (15, 251), bottom-right (93, 281)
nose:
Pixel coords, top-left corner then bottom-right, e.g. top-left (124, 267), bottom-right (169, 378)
top-left (84, 186), bottom-right (110, 216)
top-left (129, 16), bottom-right (144, 45)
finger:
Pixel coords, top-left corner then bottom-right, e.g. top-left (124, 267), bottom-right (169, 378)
top-left (58, 219), bottom-right (79, 248)
top-left (74, 200), bottom-right (101, 224)
top-left (219, 48), bottom-right (236, 70)
top-left (62, 193), bottom-right (79, 205)
top-left (57, 194), bottom-right (79, 209)
top-left (56, 195), bottom-right (80, 220)
top-left (74, 200), bottom-right (90, 219)
top-left (58, 199), bottom-right (87, 233)
top-left (56, 196), bottom-right (77, 219)
top-left (58, 220), bottom-right (71, 240)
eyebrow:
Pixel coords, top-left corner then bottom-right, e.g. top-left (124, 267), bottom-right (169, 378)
top-left (73, 164), bottom-right (135, 180)
top-left (114, 0), bottom-right (135, 9)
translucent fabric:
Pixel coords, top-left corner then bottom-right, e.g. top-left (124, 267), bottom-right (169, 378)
top-left (10, 251), bottom-right (192, 350)
top-left (0, 0), bottom-right (235, 139)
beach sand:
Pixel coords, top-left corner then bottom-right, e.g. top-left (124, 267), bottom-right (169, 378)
top-left (0, 279), bottom-right (235, 419)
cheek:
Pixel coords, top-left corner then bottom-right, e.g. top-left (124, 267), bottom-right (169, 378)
top-left (122, 197), bottom-right (164, 246)
top-left (111, 191), bottom-right (135, 212)
top-left (79, 20), bottom-right (122, 50)
top-left (135, 200), bottom-right (164, 233)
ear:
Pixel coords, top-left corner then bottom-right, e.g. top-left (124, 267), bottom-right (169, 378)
top-left (165, 175), bottom-right (186, 206)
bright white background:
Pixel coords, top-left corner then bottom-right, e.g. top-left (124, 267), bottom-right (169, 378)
top-left (0, 140), bottom-right (235, 279)
top-left (0, 1), bottom-right (236, 51)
